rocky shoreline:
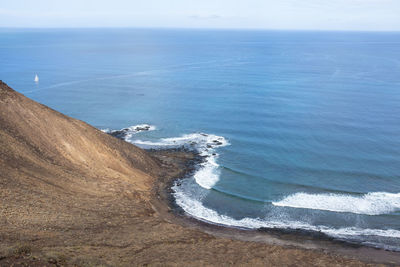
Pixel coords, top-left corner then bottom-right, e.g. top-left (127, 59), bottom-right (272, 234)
top-left (145, 146), bottom-right (400, 266)
top-left (104, 123), bottom-right (400, 266)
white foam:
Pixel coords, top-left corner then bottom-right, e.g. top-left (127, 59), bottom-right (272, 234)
top-left (172, 186), bottom-right (400, 241)
top-left (102, 124), bottom-right (156, 142)
top-left (104, 125), bottom-right (229, 189)
top-left (123, 124), bottom-right (156, 141)
top-left (133, 133), bottom-right (229, 189)
top-left (272, 192), bottom-right (400, 215)
top-left (133, 133), bottom-right (228, 150)
top-left (193, 155), bottom-right (221, 189)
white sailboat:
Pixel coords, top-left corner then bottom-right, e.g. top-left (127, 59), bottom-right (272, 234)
top-left (34, 74), bottom-right (39, 83)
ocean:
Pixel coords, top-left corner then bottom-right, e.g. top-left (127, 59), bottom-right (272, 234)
top-left (1, 28), bottom-right (400, 250)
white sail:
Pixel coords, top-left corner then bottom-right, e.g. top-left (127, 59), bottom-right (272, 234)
top-left (34, 74), bottom-right (39, 83)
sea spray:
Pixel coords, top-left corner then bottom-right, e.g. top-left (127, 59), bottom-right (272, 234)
top-left (133, 133), bottom-right (229, 189)
top-left (172, 183), bottom-right (400, 250)
top-left (272, 192), bottom-right (400, 215)
top-left (104, 125), bottom-right (229, 189)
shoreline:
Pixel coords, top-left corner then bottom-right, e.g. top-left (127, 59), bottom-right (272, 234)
top-left (146, 147), bottom-right (400, 266)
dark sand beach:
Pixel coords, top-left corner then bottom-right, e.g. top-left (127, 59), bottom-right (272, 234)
top-left (1, 80), bottom-right (399, 266)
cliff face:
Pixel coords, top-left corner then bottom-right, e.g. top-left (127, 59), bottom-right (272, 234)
top-left (0, 80), bottom-right (160, 237)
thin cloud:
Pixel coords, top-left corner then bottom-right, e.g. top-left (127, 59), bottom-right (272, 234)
top-left (189, 14), bottom-right (223, 20)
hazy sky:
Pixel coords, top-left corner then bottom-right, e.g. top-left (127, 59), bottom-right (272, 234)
top-left (1, 0), bottom-right (400, 31)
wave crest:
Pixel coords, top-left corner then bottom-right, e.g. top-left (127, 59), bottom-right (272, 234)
top-left (172, 186), bottom-right (400, 243)
top-left (272, 192), bottom-right (400, 215)
top-left (133, 133), bottom-right (229, 189)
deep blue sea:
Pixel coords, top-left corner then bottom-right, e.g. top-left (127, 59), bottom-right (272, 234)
top-left (1, 28), bottom-right (400, 250)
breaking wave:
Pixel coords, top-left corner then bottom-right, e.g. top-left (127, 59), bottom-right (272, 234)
top-left (132, 133), bottom-right (229, 189)
top-left (172, 186), bottom-right (400, 249)
top-left (272, 192), bottom-right (400, 215)
top-left (102, 124), bottom-right (156, 142)
top-left (104, 124), bottom-right (229, 190)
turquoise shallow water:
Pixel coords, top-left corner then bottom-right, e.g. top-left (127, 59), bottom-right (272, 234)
top-left (1, 28), bottom-right (400, 249)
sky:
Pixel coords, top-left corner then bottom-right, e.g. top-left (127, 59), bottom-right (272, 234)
top-left (1, 0), bottom-right (400, 31)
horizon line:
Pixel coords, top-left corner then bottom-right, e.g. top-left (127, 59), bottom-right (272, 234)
top-left (1, 26), bottom-right (400, 33)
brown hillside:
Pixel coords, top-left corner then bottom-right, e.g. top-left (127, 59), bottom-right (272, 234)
top-left (0, 80), bottom-right (160, 242)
